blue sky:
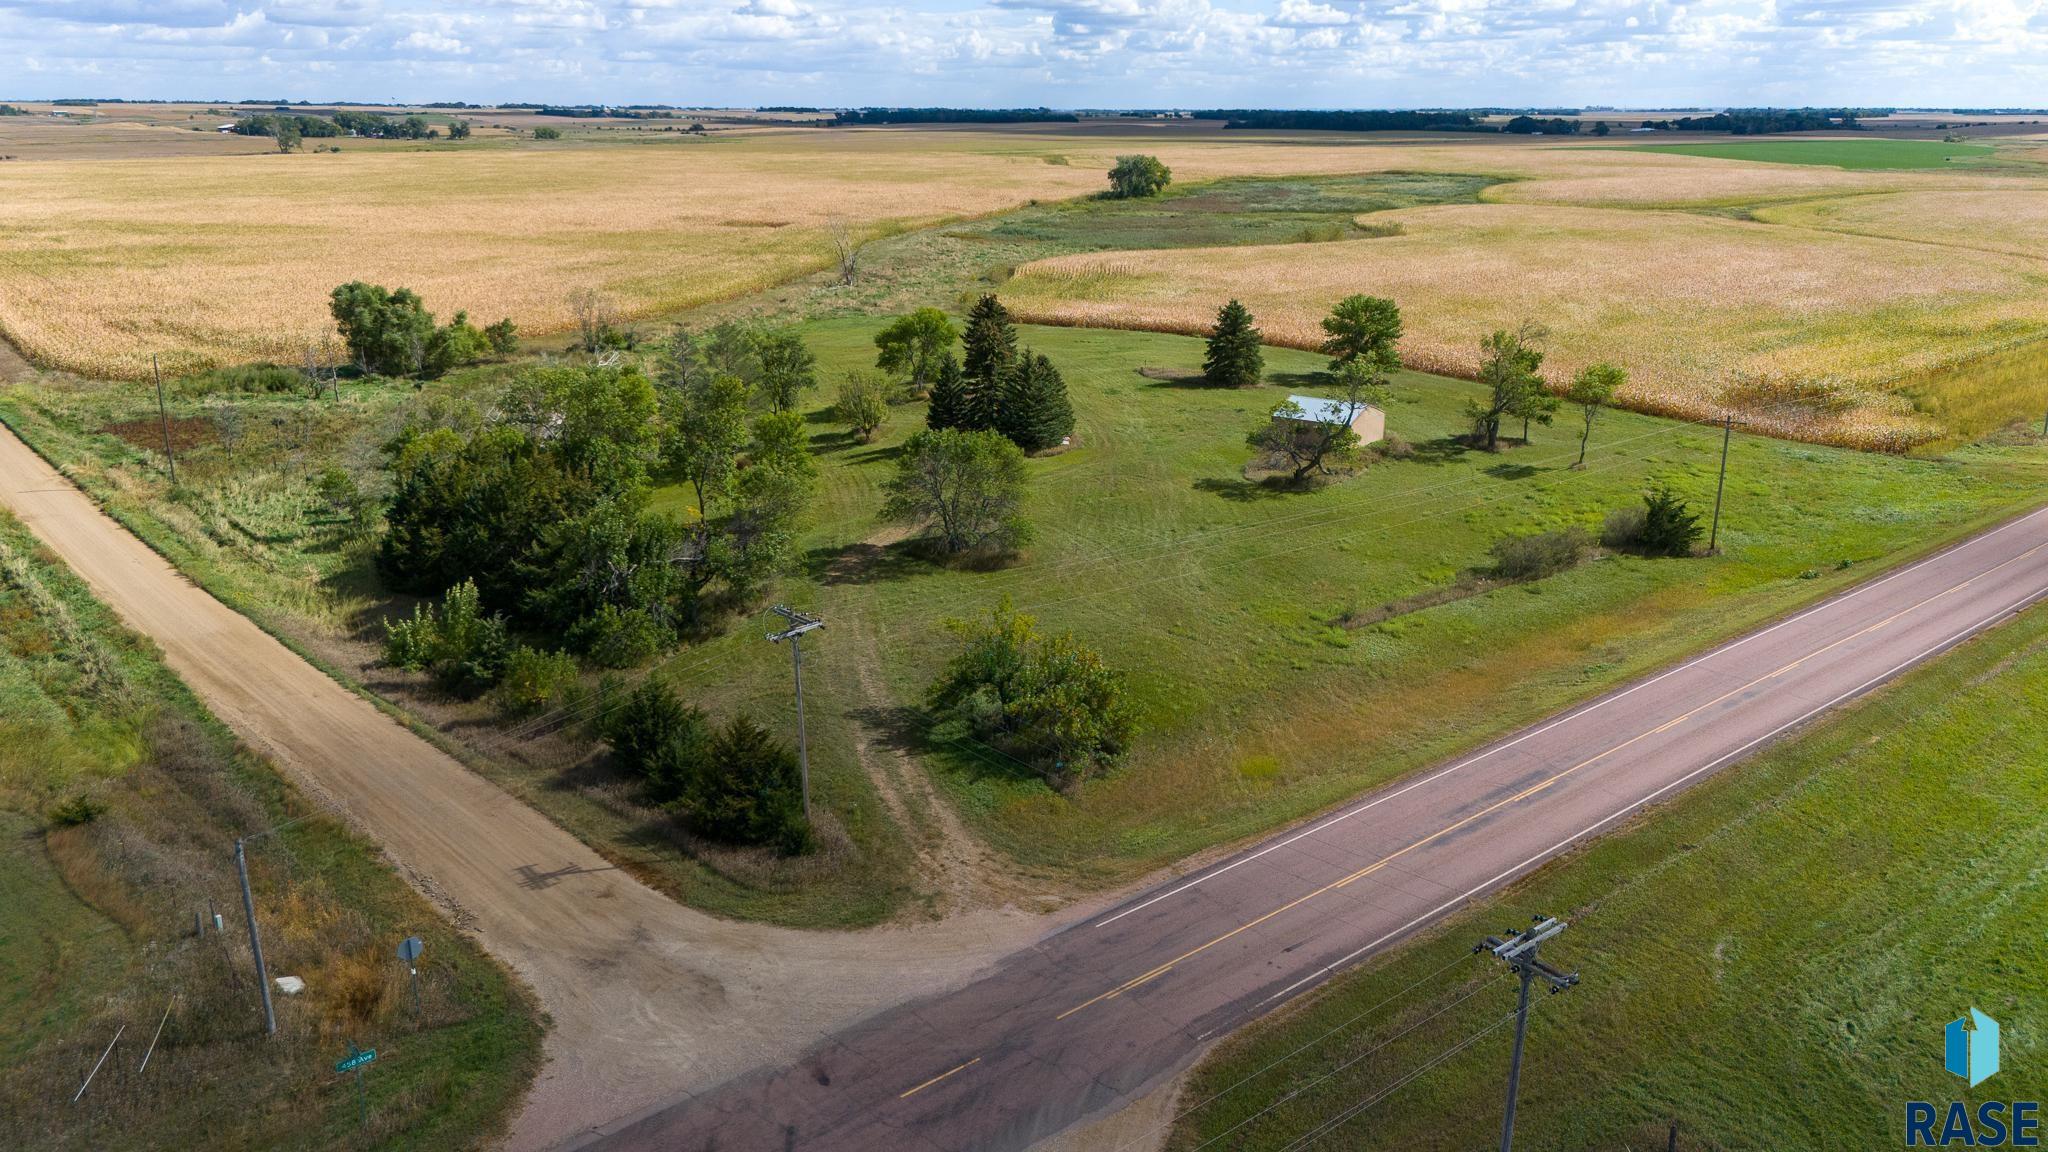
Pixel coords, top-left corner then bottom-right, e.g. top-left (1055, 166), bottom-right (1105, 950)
top-left (4, 1), bottom-right (2045, 108)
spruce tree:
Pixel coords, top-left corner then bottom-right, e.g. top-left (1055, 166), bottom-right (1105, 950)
top-left (1203, 299), bottom-right (1264, 388)
top-left (962, 293), bottom-right (1017, 430)
top-left (999, 351), bottom-right (1075, 453)
top-left (926, 354), bottom-right (969, 431)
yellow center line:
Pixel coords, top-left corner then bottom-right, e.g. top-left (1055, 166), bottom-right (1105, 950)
top-left (1052, 539), bottom-right (2048, 1022)
top-left (899, 1056), bottom-right (981, 1100)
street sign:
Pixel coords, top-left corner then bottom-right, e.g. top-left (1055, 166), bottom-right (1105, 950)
top-left (396, 936), bottom-right (423, 964)
top-left (335, 1048), bottom-right (377, 1074)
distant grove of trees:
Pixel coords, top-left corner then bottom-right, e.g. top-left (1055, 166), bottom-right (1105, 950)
top-left (235, 110), bottom-right (442, 143)
top-left (1204, 107), bottom-right (1881, 136)
top-left (1639, 108), bottom-right (1871, 134)
top-left (1203, 109), bottom-right (1489, 132)
top-left (832, 108), bottom-right (1079, 125)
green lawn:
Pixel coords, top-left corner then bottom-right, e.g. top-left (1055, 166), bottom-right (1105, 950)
top-left (0, 512), bottom-right (541, 1150)
top-left (8, 319), bottom-right (2047, 925)
top-left (647, 319), bottom-right (2048, 890)
top-left (1629, 138), bottom-right (1996, 170)
top-left (1167, 591), bottom-right (2048, 1151)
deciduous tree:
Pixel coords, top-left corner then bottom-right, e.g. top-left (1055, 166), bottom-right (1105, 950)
top-left (883, 428), bottom-right (1031, 555)
top-left (836, 369), bottom-right (890, 443)
top-left (1566, 362), bottom-right (1625, 468)
top-left (1107, 154), bottom-right (1172, 199)
top-left (1466, 324), bottom-right (1549, 451)
top-left (873, 308), bottom-right (959, 399)
top-left (1318, 294), bottom-right (1403, 373)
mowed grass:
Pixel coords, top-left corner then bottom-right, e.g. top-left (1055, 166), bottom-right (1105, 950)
top-left (1001, 200), bottom-right (2048, 449)
top-left (0, 514), bottom-right (540, 1150)
top-left (1631, 137), bottom-right (1996, 169)
top-left (1166, 596), bottom-right (2048, 1152)
top-left (640, 320), bottom-right (2048, 890)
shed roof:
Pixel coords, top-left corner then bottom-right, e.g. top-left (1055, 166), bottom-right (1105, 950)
top-left (1279, 394), bottom-right (1375, 425)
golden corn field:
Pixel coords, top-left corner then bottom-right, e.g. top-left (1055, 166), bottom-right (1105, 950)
top-left (1003, 186), bottom-right (2048, 449)
top-left (2, 116), bottom-right (2046, 447)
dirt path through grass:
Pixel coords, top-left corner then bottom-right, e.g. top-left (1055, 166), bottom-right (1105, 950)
top-left (0, 418), bottom-right (1076, 1151)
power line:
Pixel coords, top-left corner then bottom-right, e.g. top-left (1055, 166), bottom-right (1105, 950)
top-left (1278, 1006), bottom-right (1524, 1152)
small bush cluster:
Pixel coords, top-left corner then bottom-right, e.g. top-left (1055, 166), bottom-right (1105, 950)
top-left (493, 646), bottom-right (580, 716)
top-left (1604, 486), bottom-right (1704, 556)
top-left (602, 682), bottom-right (813, 854)
top-left (382, 579), bottom-right (510, 696)
top-left (1491, 526), bottom-right (1592, 580)
top-left (927, 601), bottom-right (1136, 791)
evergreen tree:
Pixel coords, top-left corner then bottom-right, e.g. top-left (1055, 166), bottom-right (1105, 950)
top-left (962, 294), bottom-right (1017, 430)
top-left (1203, 299), bottom-right (1264, 388)
top-left (999, 351), bottom-right (1075, 453)
top-left (926, 354), bottom-right (969, 431)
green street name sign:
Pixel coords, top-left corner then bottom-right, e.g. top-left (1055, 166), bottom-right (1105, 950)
top-left (335, 1048), bottom-right (377, 1073)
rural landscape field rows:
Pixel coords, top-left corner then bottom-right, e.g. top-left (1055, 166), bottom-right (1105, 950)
top-left (5, 38), bottom-right (2048, 1152)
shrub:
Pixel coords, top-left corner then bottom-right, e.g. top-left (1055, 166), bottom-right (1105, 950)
top-left (1602, 488), bottom-right (1702, 556)
top-left (484, 318), bottom-right (519, 356)
top-left (1490, 526), bottom-right (1592, 580)
top-left (928, 601), bottom-right (1135, 790)
top-left (1639, 486), bottom-right (1704, 556)
top-left (602, 681), bottom-right (713, 803)
top-left (672, 715), bottom-right (814, 855)
top-left (176, 363), bottom-right (305, 397)
top-left (380, 579), bottom-right (511, 695)
top-left (570, 604), bottom-right (668, 668)
top-left (1600, 504), bottom-right (1648, 549)
top-left (532, 125), bottom-right (562, 140)
top-left (49, 793), bottom-right (107, 827)
top-left (836, 369), bottom-right (890, 443)
top-left (494, 646), bottom-right (579, 717)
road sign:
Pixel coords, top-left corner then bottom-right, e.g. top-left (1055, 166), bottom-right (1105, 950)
top-left (335, 1048), bottom-right (377, 1074)
top-left (396, 936), bottom-right (423, 964)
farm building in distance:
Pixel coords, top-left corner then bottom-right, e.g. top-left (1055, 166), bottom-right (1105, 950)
top-left (1278, 394), bottom-right (1384, 445)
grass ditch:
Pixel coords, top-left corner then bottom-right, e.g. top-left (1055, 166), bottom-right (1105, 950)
top-left (0, 511), bottom-right (541, 1151)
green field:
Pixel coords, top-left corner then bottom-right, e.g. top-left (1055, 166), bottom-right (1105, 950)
top-left (1167, 590), bottom-right (2048, 1151)
top-left (0, 513), bottom-right (540, 1149)
top-left (7, 315), bottom-right (2048, 925)
top-left (1629, 138), bottom-right (1996, 170)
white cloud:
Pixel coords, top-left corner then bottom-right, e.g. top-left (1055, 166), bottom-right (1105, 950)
top-left (0, 0), bottom-right (2043, 105)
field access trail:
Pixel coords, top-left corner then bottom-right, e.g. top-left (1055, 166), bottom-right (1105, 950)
top-left (590, 506), bottom-right (2048, 1152)
top-left (0, 420), bottom-right (1060, 1152)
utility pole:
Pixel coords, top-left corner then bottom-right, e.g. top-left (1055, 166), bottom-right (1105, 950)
top-left (1476, 915), bottom-right (1579, 1152)
top-left (1707, 412), bottom-right (1746, 555)
top-left (766, 605), bottom-right (824, 820)
top-left (235, 837), bottom-right (277, 1036)
top-left (152, 354), bottom-right (176, 487)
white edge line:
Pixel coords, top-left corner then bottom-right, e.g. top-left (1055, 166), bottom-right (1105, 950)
top-left (1093, 505), bottom-right (2048, 929)
top-left (1256, 583), bottom-right (2048, 1007)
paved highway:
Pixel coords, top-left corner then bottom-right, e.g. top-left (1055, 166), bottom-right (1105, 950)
top-left (581, 504), bottom-right (2048, 1152)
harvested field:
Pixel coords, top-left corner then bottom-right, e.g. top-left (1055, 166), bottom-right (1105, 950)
top-left (1003, 201), bottom-right (2048, 448)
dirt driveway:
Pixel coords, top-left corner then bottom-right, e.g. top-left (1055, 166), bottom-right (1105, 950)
top-left (0, 419), bottom-right (1078, 1150)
